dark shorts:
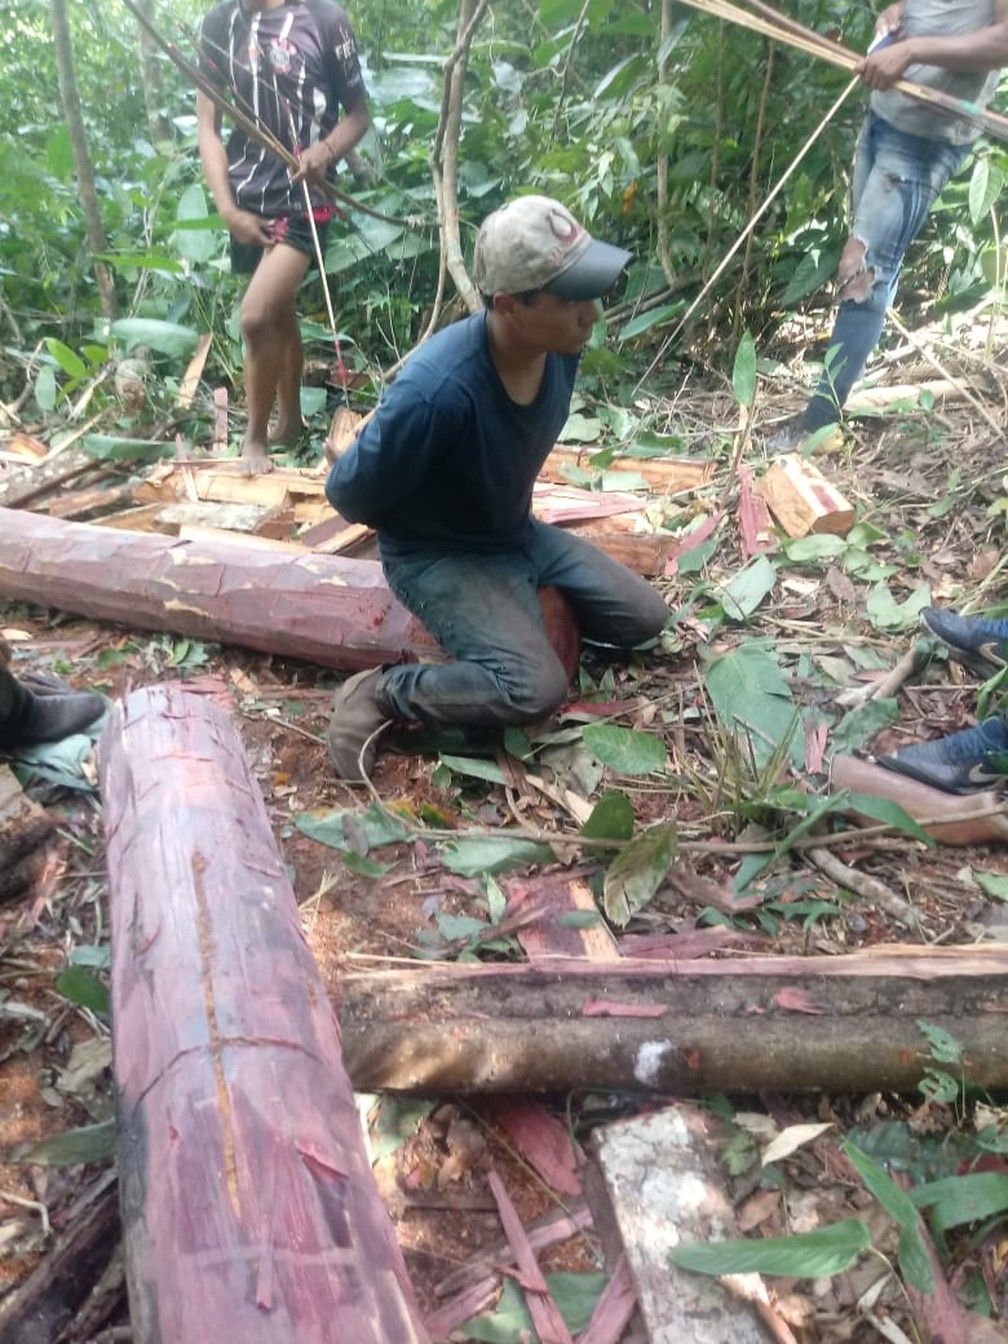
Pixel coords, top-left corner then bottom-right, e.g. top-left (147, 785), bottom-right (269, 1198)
top-left (230, 207), bottom-right (334, 275)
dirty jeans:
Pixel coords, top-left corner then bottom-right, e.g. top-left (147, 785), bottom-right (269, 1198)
top-left (376, 519), bottom-right (669, 729)
top-left (804, 112), bottom-right (969, 432)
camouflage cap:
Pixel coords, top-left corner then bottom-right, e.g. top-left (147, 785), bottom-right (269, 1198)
top-left (473, 195), bottom-right (631, 301)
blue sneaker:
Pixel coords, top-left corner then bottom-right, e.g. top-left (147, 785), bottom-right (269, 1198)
top-left (921, 607), bottom-right (1008, 679)
top-left (876, 717), bottom-right (1008, 794)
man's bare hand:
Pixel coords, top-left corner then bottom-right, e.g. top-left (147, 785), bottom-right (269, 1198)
top-left (290, 142), bottom-right (334, 187)
top-left (225, 209), bottom-right (277, 247)
top-left (858, 39), bottom-right (915, 89)
top-left (875, 3), bottom-right (905, 40)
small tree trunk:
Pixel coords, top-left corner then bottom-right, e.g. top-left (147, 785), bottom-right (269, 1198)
top-left (50, 0), bottom-right (118, 319)
top-left (334, 951), bottom-right (1008, 1095)
top-left (133, 0), bottom-right (173, 144)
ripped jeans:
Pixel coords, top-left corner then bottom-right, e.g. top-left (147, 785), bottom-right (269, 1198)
top-left (804, 111), bottom-right (969, 432)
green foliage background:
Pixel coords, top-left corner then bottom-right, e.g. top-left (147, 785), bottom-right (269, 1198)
top-left (0, 0), bottom-right (1004, 405)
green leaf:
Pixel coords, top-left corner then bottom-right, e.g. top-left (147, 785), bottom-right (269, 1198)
top-left (782, 533), bottom-right (846, 564)
top-left (68, 945), bottom-right (110, 969)
top-left (829, 698), bottom-right (900, 757)
top-left (295, 805), bottom-right (409, 852)
top-left (440, 837), bottom-right (555, 877)
top-left (719, 554), bottom-right (777, 621)
top-left (669, 1217), bottom-right (871, 1277)
top-left (18, 1120), bottom-right (116, 1167)
top-left (463, 1272), bottom-right (609, 1340)
top-left (581, 723), bottom-right (666, 775)
top-left (365, 1095), bottom-right (434, 1162)
top-left (54, 967), bottom-right (109, 1016)
top-left (974, 869), bottom-right (1008, 902)
top-left (843, 1142), bottom-right (924, 1232)
top-left (844, 792), bottom-right (935, 847)
top-left (438, 754), bottom-right (507, 786)
top-left (731, 330), bottom-right (757, 407)
top-left (617, 301), bottom-right (683, 341)
top-left (341, 852), bottom-right (391, 878)
top-left (45, 337), bottom-right (87, 379)
top-left (603, 821), bottom-right (676, 927)
top-left (580, 789), bottom-right (635, 841)
top-left (910, 1172), bottom-right (1008, 1233)
top-left (82, 435), bottom-right (175, 463)
top-left (705, 644), bottom-right (802, 768)
top-left (109, 318), bottom-right (200, 358)
top-left (865, 583), bottom-right (932, 633)
top-left (34, 364), bottom-right (57, 412)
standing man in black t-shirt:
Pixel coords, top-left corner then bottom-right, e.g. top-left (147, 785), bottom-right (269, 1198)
top-left (197, 0), bottom-right (368, 474)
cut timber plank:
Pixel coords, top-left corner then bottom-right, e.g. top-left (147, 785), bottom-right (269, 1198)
top-left (175, 332), bottom-right (212, 410)
top-left (99, 685), bottom-right (429, 1344)
top-left (592, 1105), bottom-right (767, 1342)
top-left (756, 453), bottom-right (855, 538)
top-left (95, 501), bottom-right (285, 536)
top-left (565, 528), bottom-right (676, 577)
top-left (542, 448), bottom-right (715, 496)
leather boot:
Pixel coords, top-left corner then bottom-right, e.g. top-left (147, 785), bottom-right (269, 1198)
top-left (0, 670), bottom-right (105, 748)
top-left (326, 668), bottom-right (390, 782)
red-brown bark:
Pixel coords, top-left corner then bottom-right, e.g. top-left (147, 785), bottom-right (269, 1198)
top-left (99, 684), bottom-right (428, 1343)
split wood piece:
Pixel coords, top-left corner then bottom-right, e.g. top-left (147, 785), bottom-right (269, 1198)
top-left (487, 1169), bottom-right (573, 1344)
top-left (0, 762), bottom-right (55, 906)
top-left (95, 500), bottom-right (291, 538)
top-left (756, 453), bottom-right (855, 538)
top-left (541, 448), bottom-right (715, 496)
top-left (736, 463), bottom-right (776, 558)
top-left (830, 753), bottom-right (1008, 846)
top-left (175, 332), bottom-right (213, 410)
top-left (0, 1169), bottom-right (120, 1344)
top-left (846, 378), bottom-right (964, 413)
top-left (47, 481), bottom-right (138, 522)
top-left (334, 947), bottom-right (1008, 1095)
top-left (99, 685), bottom-right (428, 1344)
top-left (563, 528), bottom-right (677, 577)
top-left (487, 1097), bottom-right (585, 1197)
top-left (0, 507), bottom-right (568, 676)
top-left (509, 873), bottom-right (619, 962)
top-left (592, 1105), bottom-right (766, 1343)
top-left (212, 386), bottom-right (229, 454)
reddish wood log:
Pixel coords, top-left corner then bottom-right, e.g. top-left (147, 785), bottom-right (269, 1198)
top-left (99, 685), bottom-right (428, 1344)
top-left (0, 508), bottom-right (579, 676)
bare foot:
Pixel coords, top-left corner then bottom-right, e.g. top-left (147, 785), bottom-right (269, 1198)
top-left (239, 442), bottom-right (276, 476)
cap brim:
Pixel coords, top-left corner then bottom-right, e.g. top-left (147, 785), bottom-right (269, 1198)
top-left (542, 239), bottom-right (632, 300)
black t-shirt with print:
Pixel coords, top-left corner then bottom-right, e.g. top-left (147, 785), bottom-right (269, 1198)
top-left (200, 0), bottom-right (365, 217)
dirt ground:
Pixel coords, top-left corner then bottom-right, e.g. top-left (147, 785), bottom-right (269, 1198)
top-left (3, 373), bottom-right (1008, 1340)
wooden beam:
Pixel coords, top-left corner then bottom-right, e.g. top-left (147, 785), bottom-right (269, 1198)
top-left (99, 685), bottom-right (429, 1344)
top-left (333, 949), bottom-right (1008, 1095)
top-left (756, 453), bottom-right (855, 538)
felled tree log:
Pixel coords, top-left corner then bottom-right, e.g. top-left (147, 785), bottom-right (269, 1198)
top-left (0, 507), bottom-right (578, 676)
top-left (99, 685), bottom-right (428, 1344)
top-left (333, 948), bottom-right (1008, 1095)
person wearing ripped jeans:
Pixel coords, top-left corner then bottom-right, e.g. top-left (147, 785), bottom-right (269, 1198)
top-left (767, 0), bottom-right (1008, 454)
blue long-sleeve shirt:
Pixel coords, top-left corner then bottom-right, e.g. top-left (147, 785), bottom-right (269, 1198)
top-left (325, 312), bottom-right (579, 560)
